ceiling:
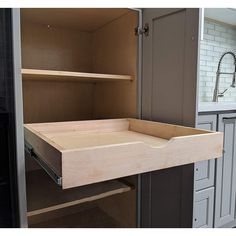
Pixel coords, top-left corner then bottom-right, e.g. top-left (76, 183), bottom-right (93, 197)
top-left (205, 8), bottom-right (236, 26)
top-left (21, 8), bottom-right (130, 32)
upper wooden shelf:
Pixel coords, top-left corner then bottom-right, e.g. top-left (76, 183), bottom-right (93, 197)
top-left (21, 69), bottom-right (133, 82)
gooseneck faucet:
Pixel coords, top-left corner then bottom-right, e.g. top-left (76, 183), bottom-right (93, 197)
top-left (212, 51), bottom-right (236, 102)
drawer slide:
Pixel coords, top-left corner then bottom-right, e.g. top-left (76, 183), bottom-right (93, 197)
top-left (25, 142), bottom-right (62, 186)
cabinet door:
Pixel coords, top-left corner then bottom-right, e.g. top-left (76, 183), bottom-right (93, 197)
top-left (141, 164), bottom-right (194, 228)
top-left (193, 187), bottom-right (214, 228)
top-left (195, 115), bottom-right (216, 190)
top-left (214, 113), bottom-right (236, 227)
top-left (140, 8), bottom-right (200, 228)
top-left (142, 8), bottom-right (199, 126)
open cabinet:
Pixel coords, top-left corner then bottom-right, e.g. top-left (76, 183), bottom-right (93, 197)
top-left (21, 8), bottom-right (139, 228)
top-left (5, 8), bottom-right (223, 228)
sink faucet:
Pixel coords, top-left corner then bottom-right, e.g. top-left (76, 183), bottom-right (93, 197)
top-left (212, 51), bottom-right (236, 102)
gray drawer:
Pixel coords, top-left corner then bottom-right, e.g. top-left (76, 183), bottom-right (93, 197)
top-left (195, 114), bottom-right (216, 190)
top-left (193, 187), bottom-right (214, 228)
top-left (194, 159), bottom-right (215, 190)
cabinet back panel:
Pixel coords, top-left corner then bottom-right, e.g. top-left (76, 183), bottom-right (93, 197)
top-left (92, 11), bottom-right (138, 118)
top-left (21, 20), bottom-right (95, 125)
top-left (21, 21), bottom-right (93, 72)
top-left (23, 81), bottom-right (94, 123)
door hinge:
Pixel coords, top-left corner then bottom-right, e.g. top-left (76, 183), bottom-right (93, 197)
top-left (135, 23), bottom-right (149, 36)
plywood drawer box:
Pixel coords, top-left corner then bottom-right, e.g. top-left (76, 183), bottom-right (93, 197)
top-left (24, 118), bottom-right (223, 189)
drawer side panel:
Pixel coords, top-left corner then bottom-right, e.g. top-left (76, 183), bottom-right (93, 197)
top-left (24, 126), bottom-right (62, 175)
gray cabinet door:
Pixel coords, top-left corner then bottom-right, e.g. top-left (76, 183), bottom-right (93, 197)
top-left (193, 187), bottom-right (214, 228)
top-left (140, 8), bottom-right (200, 228)
top-left (195, 115), bottom-right (216, 190)
top-left (214, 113), bottom-right (236, 227)
top-left (141, 8), bottom-right (199, 127)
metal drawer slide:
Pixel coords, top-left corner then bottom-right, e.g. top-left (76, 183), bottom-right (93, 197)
top-left (25, 141), bottom-right (62, 186)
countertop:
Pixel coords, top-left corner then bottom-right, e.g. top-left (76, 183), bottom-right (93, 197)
top-left (198, 102), bottom-right (236, 112)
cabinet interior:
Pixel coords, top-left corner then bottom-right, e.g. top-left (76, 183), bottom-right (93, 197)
top-left (20, 8), bottom-right (138, 228)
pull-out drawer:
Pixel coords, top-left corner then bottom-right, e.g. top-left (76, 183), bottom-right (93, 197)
top-left (24, 118), bottom-right (223, 189)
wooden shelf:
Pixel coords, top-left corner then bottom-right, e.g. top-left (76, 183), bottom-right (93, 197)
top-left (24, 118), bottom-right (223, 189)
top-left (26, 169), bottom-right (132, 217)
top-left (29, 206), bottom-right (121, 228)
top-left (21, 69), bottom-right (133, 82)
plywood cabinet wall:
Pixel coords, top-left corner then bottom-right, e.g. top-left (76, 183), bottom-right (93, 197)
top-left (92, 12), bottom-right (138, 119)
top-left (21, 19), bottom-right (94, 123)
top-left (21, 10), bottom-right (138, 124)
top-left (21, 21), bottom-right (93, 72)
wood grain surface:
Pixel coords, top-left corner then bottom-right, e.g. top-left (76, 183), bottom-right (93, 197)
top-left (24, 118), bottom-right (223, 189)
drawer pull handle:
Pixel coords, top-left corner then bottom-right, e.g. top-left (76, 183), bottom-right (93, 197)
top-left (222, 116), bottom-right (236, 122)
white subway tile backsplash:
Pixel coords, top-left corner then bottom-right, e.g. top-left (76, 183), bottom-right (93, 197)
top-left (200, 49), bottom-right (207, 55)
top-left (204, 34), bottom-right (215, 41)
top-left (221, 32), bottom-right (234, 39)
top-left (228, 39), bottom-right (236, 45)
top-left (206, 71), bottom-right (216, 77)
top-left (213, 46), bottom-right (226, 52)
top-left (205, 81), bottom-right (215, 87)
top-left (201, 65), bottom-right (213, 72)
top-left (226, 28), bottom-right (236, 35)
top-left (200, 55), bottom-right (214, 61)
top-left (199, 19), bottom-right (236, 102)
top-left (215, 36), bottom-right (227, 43)
top-left (206, 61), bottom-right (216, 67)
top-left (200, 60), bottom-right (206, 66)
top-left (207, 29), bottom-right (221, 36)
top-left (215, 24), bottom-right (227, 33)
top-left (205, 22), bottom-right (215, 30)
top-left (201, 44), bottom-right (214, 51)
top-left (206, 50), bottom-right (220, 57)
top-left (204, 77), bottom-right (214, 82)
